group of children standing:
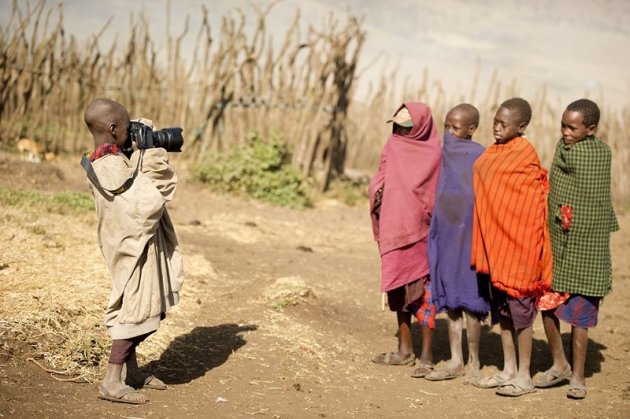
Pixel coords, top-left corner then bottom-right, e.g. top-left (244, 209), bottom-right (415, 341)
top-left (369, 97), bottom-right (618, 399)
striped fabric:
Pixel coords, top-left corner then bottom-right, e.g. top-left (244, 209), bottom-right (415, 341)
top-left (471, 137), bottom-right (552, 298)
top-left (548, 136), bottom-right (619, 297)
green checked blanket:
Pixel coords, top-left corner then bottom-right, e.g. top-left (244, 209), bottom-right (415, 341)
top-left (548, 136), bottom-right (619, 297)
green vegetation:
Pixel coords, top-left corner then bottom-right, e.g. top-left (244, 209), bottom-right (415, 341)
top-left (0, 188), bottom-right (94, 214)
top-left (323, 177), bottom-right (369, 206)
top-left (196, 132), bottom-right (311, 209)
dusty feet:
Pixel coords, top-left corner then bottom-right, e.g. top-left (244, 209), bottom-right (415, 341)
top-left (425, 361), bottom-right (464, 381)
top-left (98, 381), bottom-right (148, 404)
top-left (125, 372), bottom-right (168, 390)
top-left (372, 352), bottom-right (415, 366)
top-left (495, 376), bottom-right (536, 397)
top-left (462, 362), bottom-right (481, 384)
top-left (471, 372), bottom-right (512, 389)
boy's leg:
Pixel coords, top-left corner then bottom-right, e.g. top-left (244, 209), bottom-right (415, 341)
top-left (515, 325), bottom-right (533, 381)
top-left (498, 316), bottom-right (518, 380)
top-left (100, 339), bottom-right (148, 403)
top-left (464, 310), bottom-right (482, 380)
top-left (542, 311), bottom-right (570, 370)
top-left (447, 308), bottom-right (464, 368)
top-left (397, 311), bottom-right (414, 361)
top-left (570, 326), bottom-right (588, 387)
top-left (124, 332), bottom-right (167, 389)
top-left (534, 311), bottom-right (571, 387)
top-left (425, 308), bottom-right (463, 380)
top-left (474, 316), bottom-right (516, 387)
top-left (419, 324), bottom-right (434, 367)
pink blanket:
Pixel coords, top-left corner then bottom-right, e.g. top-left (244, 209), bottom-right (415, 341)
top-left (369, 102), bottom-right (441, 290)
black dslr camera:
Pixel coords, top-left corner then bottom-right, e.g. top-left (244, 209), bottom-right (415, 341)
top-left (123, 121), bottom-right (184, 157)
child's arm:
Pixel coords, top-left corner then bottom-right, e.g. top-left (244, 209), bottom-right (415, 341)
top-left (131, 148), bottom-right (178, 202)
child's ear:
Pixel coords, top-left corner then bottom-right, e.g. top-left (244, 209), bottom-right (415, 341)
top-left (518, 121), bottom-right (529, 134)
top-left (467, 124), bottom-right (478, 136)
top-left (586, 124), bottom-right (597, 136)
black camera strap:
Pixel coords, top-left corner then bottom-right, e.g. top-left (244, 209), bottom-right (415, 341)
top-left (80, 154), bottom-right (140, 195)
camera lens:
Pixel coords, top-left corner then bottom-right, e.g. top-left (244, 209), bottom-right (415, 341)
top-left (153, 128), bottom-right (184, 152)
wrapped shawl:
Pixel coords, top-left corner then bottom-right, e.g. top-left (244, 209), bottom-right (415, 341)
top-left (89, 148), bottom-right (184, 339)
top-left (429, 133), bottom-right (490, 313)
top-left (368, 102), bottom-right (441, 291)
top-left (471, 137), bottom-right (552, 298)
top-left (548, 136), bottom-right (619, 297)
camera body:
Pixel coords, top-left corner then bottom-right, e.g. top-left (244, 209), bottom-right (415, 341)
top-left (124, 121), bottom-right (184, 157)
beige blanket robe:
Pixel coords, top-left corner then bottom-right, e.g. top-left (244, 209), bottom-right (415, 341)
top-left (89, 148), bottom-right (184, 340)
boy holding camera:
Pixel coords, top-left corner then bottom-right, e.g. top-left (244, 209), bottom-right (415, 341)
top-left (83, 98), bottom-right (184, 404)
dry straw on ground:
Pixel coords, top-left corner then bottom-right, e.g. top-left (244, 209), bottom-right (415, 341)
top-left (0, 195), bottom-right (207, 382)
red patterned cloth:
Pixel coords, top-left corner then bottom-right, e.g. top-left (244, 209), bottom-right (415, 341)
top-left (537, 290), bottom-right (570, 311)
top-left (89, 143), bottom-right (121, 162)
top-left (560, 205), bottom-right (573, 231)
top-left (410, 278), bottom-right (437, 329)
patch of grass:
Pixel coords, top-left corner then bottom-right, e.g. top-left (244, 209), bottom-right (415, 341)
top-left (0, 188), bottom-right (94, 214)
top-left (196, 132), bottom-right (311, 209)
top-left (323, 176), bottom-right (369, 206)
top-left (28, 225), bottom-right (46, 235)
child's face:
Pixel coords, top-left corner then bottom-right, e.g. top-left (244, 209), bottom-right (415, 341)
top-left (445, 110), bottom-right (476, 139)
top-left (113, 110), bottom-right (131, 148)
top-left (493, 107), bottom-right (525, 144)
top-left (561, 110), bottom-right (596, 145)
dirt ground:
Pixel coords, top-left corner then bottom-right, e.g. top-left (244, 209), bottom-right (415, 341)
top-left (1, 152), bottom-right (629, 418)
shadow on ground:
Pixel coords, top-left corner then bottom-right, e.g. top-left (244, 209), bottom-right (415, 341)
top-left (144, 323), bottom-right (258, 384)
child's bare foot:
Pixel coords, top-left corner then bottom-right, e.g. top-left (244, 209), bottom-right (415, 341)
top-left (98, 381), bottom-right (148, 404)
top-left (125, 372), bottom-right (168, 390)
top-left (472, 372), bottom-right (514, 388)
top-left (425, 361), bottom-right (464, 381)
top-left (463, 362), bottom-right (481, 384)
top-left (410, 362), bottom-right (434, 378)
top-left (372, 352), bottom-right (415, 366)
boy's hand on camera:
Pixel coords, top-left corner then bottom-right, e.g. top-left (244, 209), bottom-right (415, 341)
top-left (132, 117), bottom-right (154, 129)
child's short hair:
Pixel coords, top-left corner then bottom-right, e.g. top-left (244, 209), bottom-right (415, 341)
top-left (566, 99), bottom-right (600, 127)
top-left (499, 98), bottom-right (532, 125)
top-left (451, 103), bottom-right (480, 126)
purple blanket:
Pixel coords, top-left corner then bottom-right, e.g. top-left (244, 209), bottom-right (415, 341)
top-left (428, 132), bottom-right (490, 314)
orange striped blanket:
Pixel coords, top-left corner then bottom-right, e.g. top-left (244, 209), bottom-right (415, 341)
top-left (471, 137), bottom-right (552, 298)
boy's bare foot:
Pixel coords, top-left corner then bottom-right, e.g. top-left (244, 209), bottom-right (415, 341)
top-left (98, 383), bottom-right (148, 404)
top-left (566, 380), bottom-right (587, 399)
top-left (533, 366), bottom-right (572, 388)
top-left (471, 373), bottom-right (512, 388)
top-left (125, 372), bottom-right (168, 390)
top-left (425, 363), bottom-right (464, 381)
top-left (410, 362), bottom-right (434, 378)
top-left (372, 352), bottom-right (415, 366)
top-left (496, 376), bottom-right (536, 397)
top-left (463, 363), bottom-right (481, 384)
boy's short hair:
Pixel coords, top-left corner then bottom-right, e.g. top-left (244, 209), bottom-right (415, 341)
top-left (566, 99), bottom-right (600, 127)
top-left (451, 103), bottom-right (480, 126)
top-left (500, 98), bottom-right (532, 125)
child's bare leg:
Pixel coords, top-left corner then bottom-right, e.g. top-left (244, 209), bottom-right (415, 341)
top-left (102, 362), bottom-right (125, 391)
top-left (515, 325), bottom-right (533, 382)
top-left (541, 311), bottom-right (570, 372)
top-left (101, 357), bottom-right (148, 403)
top-left (446, 308), bottom-right (464, 369)
top-left (570, 326), bottom-right (588, 386)
top-left (397, 311), bottom-right (414, 360)
top-left (498, 317), bottom-right (518, 380)
top-left (419, 324), bottom-right (434, 366)
top-left (464, 310), bottom-right (482, 379)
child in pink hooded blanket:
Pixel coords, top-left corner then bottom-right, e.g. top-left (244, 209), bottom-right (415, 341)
top-left (369, 102), bottom-right (442, 378)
